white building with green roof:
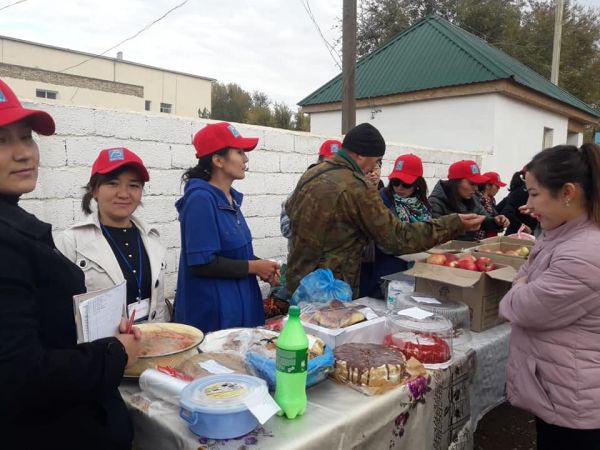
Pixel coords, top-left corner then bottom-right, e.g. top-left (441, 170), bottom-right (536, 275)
top-left (299, 16), bottom-right (600, 182)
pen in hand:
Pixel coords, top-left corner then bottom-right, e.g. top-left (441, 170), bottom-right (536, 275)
top-left (126, 309), bottom-right (136, 335)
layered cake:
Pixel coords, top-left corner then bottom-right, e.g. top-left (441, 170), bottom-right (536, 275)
top-left (333, 343), bottom-right (407, 387)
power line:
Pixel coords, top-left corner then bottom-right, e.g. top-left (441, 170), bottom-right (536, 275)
top-left (299, 0), bottom-right (342, 70)
top-left (59, 0), bottom-right (191, 73)
top-left (0, 0), bottom-right (28, 12)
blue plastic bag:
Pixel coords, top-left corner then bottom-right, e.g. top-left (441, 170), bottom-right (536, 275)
top-left (246, 345), bottom-right (335, 390)
top-left (290, 268), bottom-right (352, 305)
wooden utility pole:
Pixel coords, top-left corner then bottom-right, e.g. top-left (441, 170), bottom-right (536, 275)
top-left (342, 0), bottom-right (357, 134)
top-left (550, 0), bottom-right (564, 85)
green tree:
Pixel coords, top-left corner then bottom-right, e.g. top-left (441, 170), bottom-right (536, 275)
top-left (210, 82), bottom-right (252, 123)
top-left (293, 107), bottom-right (311, 132)
top-left (246, 91), bottom-right (273, 126)
top-left (270, 102), bottom-right (294, 129)
top-left (198, 107), bottom-right (210, 119)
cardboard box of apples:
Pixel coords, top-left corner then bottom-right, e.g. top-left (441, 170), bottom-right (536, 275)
top-left (405, 253), bottom-right (517, 331)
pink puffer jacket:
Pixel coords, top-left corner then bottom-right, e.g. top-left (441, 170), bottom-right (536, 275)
top-left (499, 214), bottom-right (600, 429)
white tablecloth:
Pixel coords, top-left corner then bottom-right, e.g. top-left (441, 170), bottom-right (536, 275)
top-left (121, 321), bottom-right (511, 449)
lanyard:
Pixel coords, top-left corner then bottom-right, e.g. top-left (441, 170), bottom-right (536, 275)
top-left (101, 224), bottom-right (143, 301)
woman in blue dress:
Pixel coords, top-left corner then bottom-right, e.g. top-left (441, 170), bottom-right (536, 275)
top-left (175, 122), bottom-right (280, 332)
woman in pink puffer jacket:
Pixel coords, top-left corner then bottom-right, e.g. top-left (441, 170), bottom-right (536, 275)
top-left (499, 143), bottom-right (600, 450)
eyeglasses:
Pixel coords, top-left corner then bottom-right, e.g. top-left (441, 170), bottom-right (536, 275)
top-left (391, 179), bottom-right (414, 189)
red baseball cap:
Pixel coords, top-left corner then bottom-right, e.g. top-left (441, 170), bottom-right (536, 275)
top-left (91, 147), bottom-right (150, 181)
top-left (482, 171), bottom-right (506, 187)
top-left (447, 160), bottom-right (489, 184)
top-left (0, 79), bottom-right (55, 135)
top-left (387, 154), bottom-right (423, 184)
top-left (318, 139), bottom-right (342, 158)
top-left (193, 122), bottom-right (258, 158)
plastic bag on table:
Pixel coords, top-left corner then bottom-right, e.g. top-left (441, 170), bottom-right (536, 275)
top-left (290, 268), bottom-right (352, 305)
top-left (246, 344), bottom-right (335, 390)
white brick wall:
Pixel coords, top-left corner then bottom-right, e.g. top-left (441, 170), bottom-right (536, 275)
top-left (21, 101), bottom-right (481, 298)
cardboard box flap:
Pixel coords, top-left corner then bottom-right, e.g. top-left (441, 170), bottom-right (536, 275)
top-left (405, 262), bottom-right (482, 288)
top-left (486, 265), bottom-right (517, 283)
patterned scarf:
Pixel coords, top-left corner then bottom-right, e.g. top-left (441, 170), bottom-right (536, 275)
top-left (393, 194), bottom-right (432, 223)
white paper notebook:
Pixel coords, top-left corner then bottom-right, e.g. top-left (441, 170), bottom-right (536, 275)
top-left (73, 282), bottom-right (126, 343)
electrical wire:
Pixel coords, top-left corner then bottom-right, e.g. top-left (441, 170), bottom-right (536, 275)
top-left (299, 0), bottom-right (342, 70)
top-left (0, 0), bottom-right (28, 12)
top-left (59, 0), bottom-right (190, 73)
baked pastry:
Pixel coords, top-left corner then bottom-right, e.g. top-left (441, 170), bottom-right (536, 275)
top-left (301, 302), bottom-right (366, 329)
top-left (333, 343), bottom-right (407, 387)
top-left (199, 328), bottom-right (325, 360)
top-left (176, 352), bottom-right (248, 379)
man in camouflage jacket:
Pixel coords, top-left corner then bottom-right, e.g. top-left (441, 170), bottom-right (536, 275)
top-left (286, 123), bottom-right (481, 298)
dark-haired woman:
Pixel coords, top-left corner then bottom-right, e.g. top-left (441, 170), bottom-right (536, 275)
top-left (428, 160), bottom-right (509, 241)
top-left (0, 79), bottom-right (140, 449)
top-left (500, 144), bottom-right (600, 449)
top-left (175, 122), bottom-right (279, 332)
top-left (57, 148), bottom-right (168, 323)
top-left (499, 169), bottom-right (539, 236)
top-left (361, 154), bottom-right (433, 296)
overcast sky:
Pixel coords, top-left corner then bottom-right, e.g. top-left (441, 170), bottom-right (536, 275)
top-left (0, 0), bottom-right (598, 109)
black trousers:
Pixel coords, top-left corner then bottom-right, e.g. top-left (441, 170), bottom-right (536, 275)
top-left (536, 417), bottom-right (600, 450)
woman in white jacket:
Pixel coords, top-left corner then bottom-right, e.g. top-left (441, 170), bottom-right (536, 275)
top-left (57, 147), bottom-right (168, 322)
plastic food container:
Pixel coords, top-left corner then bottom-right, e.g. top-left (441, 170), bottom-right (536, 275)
top-left (179, 374), bottom-right (267, 439)
top-left (392, 293), bottom-right (471, 348)
top-left (384, 312), bottom-right (454, 367)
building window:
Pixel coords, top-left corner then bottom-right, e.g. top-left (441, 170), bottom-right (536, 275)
top-left (36, 89), bottom-right (58, 100)
top-left (145, 100), bottom-right (151, 111)
top-left (160, 103), bottom-right (172, 114)
top-left (542, 127), bottom-right (553, 149)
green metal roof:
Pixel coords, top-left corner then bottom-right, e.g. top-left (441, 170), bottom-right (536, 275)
top-left (298, 15), bottom-right (600, 118)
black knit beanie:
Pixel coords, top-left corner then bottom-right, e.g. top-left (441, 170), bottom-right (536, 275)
top-left (342, 123), bottom-right (386, 157)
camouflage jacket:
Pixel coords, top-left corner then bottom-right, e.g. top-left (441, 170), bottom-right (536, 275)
top-left (286, 153), bottom-right (465, 298)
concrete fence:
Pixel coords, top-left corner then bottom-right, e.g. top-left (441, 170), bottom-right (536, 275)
top-left (21, 101), bottom-right (482, 297)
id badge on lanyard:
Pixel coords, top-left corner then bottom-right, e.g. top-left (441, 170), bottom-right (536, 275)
top-left (128, 299), bottom-right (150, 322)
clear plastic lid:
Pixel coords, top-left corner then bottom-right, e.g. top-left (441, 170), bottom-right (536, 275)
top-left (390, 310), bottom-right (454, 336)
top-left (180, 374), bottom-right (268, 414)
top-left (393, 293), bottom-right (470, 331)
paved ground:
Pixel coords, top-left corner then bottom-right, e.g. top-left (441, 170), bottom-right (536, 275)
top-left (474, 402), bottom-right (536, 450)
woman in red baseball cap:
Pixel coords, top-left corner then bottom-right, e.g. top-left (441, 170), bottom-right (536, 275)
top-left (474, 171), bottom-right (507, 239)
top-left (360, 154), bottom-right (433, 296)
top-left (175, 122), bottom-right (280, 332)
top-left (428, 160), bottom-right (510, 241)
top-left (0, 79), bottom-right (139, 448)
top-left (56, 147), bottom-right (169, 323)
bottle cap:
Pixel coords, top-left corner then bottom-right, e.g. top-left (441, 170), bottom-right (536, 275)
top-left (288, 305), bottom-right (300, 317)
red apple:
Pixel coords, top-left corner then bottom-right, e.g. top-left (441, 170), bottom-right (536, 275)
top-left (445, 260), bottom-right (458, 268)
top-left (458, 254), bottom-right (476, 263)
top-left (475, 257), bottom-right (496, 272)
top-left (443, 253), bottom-right (458, 262)
top-left (457, 259), bottom-right (477, 271)
top-left (426, 254), bottom-right (447, 265)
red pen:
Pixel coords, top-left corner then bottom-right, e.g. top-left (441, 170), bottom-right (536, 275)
top-left (126, 309), bottom-right (136, 334)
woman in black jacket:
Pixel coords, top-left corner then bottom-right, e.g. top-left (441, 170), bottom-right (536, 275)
top-left (0, 79), bottom-right (141, 450)
top-left (429, 160), bottom-right (510, 241)
top-left (498, 170), bottom-right (539, 235)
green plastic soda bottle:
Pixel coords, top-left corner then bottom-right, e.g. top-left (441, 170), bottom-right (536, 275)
top-left (274, 305), bottom-right (308, 419)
